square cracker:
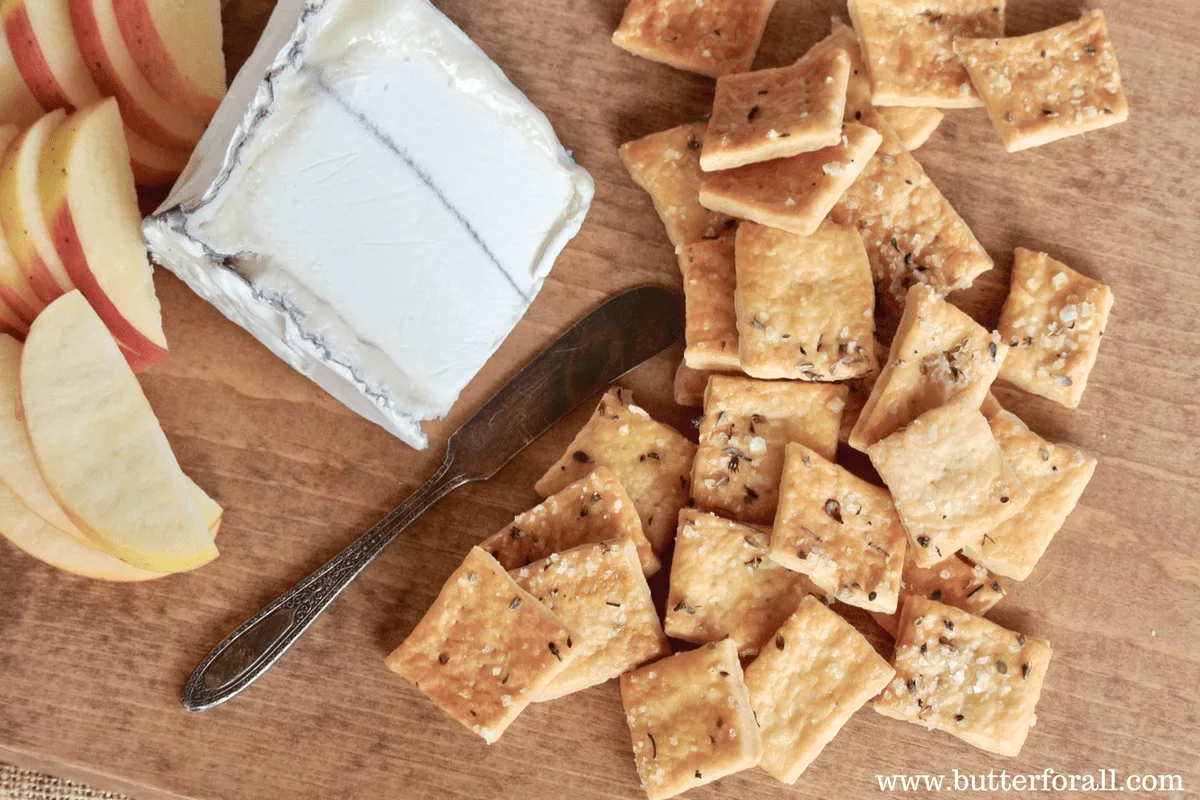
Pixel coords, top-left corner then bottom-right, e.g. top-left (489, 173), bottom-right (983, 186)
top-left (692, 376), bottom-right (846, 524)
top-left (832, 110), bottom-right (993, 313)
top-left (735, 220), bottom-right (878, 381)
top-left (700, 47), bottom-right (851, 171)
top-left (674, 361), bottom-right (737, 407)
top-left (620, 122), bottom-right (737, 247)
top-left (385, 547), bottom-right (579, 744)
top-left (849, 285), bottom-right (1007, 452)
top-left (512, 539), bottom-right (670, 701)
top-left (536, 387), bottom-right (696, 556)
top-left (699, 122), bottom-right (883, 236)
top-left (620, 639), bottom-right (762, 800)
top-left (769, 443), bottom-right (906, 613)
top-left (745, 596), bottom-right (895, 784)
top-left (483, 466), bottom-right (660, 577)
top-left (869, 551), bottom-right (1005, 636)
top-left (962, 410), bottom-right (1097, 580)
top-left (873, 596), bottom-right (1053, 757)
top-left (680, 237), bottom-right (740, 371)
top-left (612, 0), bottom-right (777, 78)
top-left (839, 372), bottom-right (878, 445)
top-left (997, 248), bottom-right (1114, 408)
top-left (847, 0), bottom-right (1004, 108)
top-left (878, 106), bottom-right (945, 149)
top-left (954, 11), bottom-right (1129, 153)
top-left (665, 509), bottom-right (808, 655)
top-left (867, 399), bottom-right (1030, 568)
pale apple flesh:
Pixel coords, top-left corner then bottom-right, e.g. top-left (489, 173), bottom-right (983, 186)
top-left (2, 0), bottom-right (102, 110)
top-left (124, 124), bottom-right (187, 187)
top-left (40, 99), bottom-right (167, 369)
top-left (21, 291), bottom-right (214, 573)
top-left (0, 16), bottom-right (42, 128)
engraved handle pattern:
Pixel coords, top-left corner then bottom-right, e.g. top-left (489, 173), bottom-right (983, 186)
top-left (181, 455), bottom-right (470, 711)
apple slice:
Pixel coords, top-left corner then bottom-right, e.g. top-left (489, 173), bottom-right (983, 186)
top-left (0, 14), bottom-right (41, 128)
top-left (69, 0), bottom-right (207, 151)
top-left (2, 0), bottom-right (102, 110)
top-left (40, 99), bottom-right (167, 369)
top-left (124, 125), bottom-right (188, 187)
top-left (0, 110), bottom-right (73, 306)
top-left (21, 291), bottom-right (215, 572)
top-left (111, 0), bottom-right (224, 118)
top-left (0, 123), bottom-right (45, 325)
top-left (0, 298), bottom-right (24, 337)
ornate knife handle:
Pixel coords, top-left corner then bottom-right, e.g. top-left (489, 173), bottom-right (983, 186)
top-left (181, 455), bottom-right (470, 712)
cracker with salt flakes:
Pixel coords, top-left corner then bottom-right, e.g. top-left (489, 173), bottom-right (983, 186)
top-left (699, 122), bottom-right (882, 236)
top-left (620, 122), bottom-right (737, 248)
top-left (512, 539), bottom-right (670, 701)
top-left (869, 551), bottom-right (1005, 636)
top-left (770, 443), bottom-right (906, 613)
top-left (868, 399), bottom-right (1030, 567)
top-left (536, 388), bottom-right (696, 556)
top-left (955, 10), bottom-right (1128, 153)
top-left (483, 466), bottom-right (660, 577)
top-left (962, 410), bottom-right (1097, 580)
top-left (745, 596), bottom-right (895, 784)
top-left (847, 0), bottom-right (1004, 108)
top-left (700, 47), bottom-right (851, 171)
top-left (878, 105), bottom-right (945, 149)
top-left (997, 248), bottom-right (1114, 408)
top-left (612, 0), bottom-right (777, 78)
top-left (831, 110), bottom-right (993, 312)
top-left (692, 376), bottom-right (846, 525)
top-left (849, 285), bottom-right (1006, 452)
top-left (385, 547), bottom-right (580, 744)
top-left (873, 596), bottom-right (1052, 757)
top-left (665, 509), bottom-right (808, 656)
top-left (735, 220), bottom-right (878, 381)
top-left (680, 237), bottom-right (739, 371)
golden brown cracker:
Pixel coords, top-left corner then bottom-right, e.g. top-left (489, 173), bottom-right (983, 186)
top-left (680, 237), bottom-right (740, 371)
top-left (612, 0), bottom-right (777, 78)
top-left (869, 551), bottom-right (1005, 636)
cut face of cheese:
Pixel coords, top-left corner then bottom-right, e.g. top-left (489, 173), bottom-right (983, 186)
top-left (144, 0), bottom-right (593, 449)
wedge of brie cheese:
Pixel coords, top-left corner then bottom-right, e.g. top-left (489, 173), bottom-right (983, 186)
top-left (144, 0), bottom-right (593, 449)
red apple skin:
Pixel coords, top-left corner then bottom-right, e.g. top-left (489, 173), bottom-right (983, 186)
top-left (0, 284), bottom-right (37, 321)
top-left (110, 0), bottom-right (220, 118)
top-left (48, 204), bottom-right (166, 370)
top-left (3, 5), bottom-right (69, 110)
top-left (24, 254), bottom-right (63, 304)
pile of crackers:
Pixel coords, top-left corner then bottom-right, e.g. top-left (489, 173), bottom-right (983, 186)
top-left (386, 2), bottom-right (1125, 798)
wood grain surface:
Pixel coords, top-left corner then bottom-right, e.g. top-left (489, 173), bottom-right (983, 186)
top-left (2, 1), bottom-right (1198, 798)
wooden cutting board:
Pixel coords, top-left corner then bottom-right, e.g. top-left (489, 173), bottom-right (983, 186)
top-left (2, 1), bottom-right (1198, 798)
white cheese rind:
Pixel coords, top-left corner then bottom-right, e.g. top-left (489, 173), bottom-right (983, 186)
top-left (144, 0), bottom-right (593, 449)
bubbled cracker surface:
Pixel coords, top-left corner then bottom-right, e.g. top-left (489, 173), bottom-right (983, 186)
top-left (612, 0), bottom-right (777, 78)
top-left (620, 640), bottom-right (762, 800)
top-left (620, 122), bottom-right (737, 247)
top-left (873, 597), bottom-right (1052, 757)
top-left (692, 376), bottom-right (846, 524)
top-left (536, 388), bottom-right (696, 555)
top-left (484, 466), bottom-right (659, 576)
top-left (770, 443), bottom-right (906, 613)
top-left (512, 540), bottom-right (670, 701)
top-left (735, 220), bottom-right (878, 381)
top-left (385, 548), bottom-right (579, 744)
top-left (870, 551), bottom-right (1005, 635)
top-left (745, 596), bottom-right (895, 784)
top-left (665, 509), bottom-right (808, 655)
top-left (680, 237), bottom-right (740, 371)
top-left (699, 123), bottom-right (882, 236)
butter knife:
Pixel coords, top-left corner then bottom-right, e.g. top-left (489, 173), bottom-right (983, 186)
top-left (181, 285), bottom-right (684, 711)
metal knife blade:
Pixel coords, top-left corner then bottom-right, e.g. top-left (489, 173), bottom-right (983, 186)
top-left (181, 285), bottom-right (684, 711)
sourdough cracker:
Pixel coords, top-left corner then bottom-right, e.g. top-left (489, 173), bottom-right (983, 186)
top-left (513, 540), bottom-right (670, 701)
top-left (962, 410), bottom-right (1097, 580)
top-left (680, 237), bottom-right (740, 371)
top-left (874, 596), bottom-right (1052, 757)
top-left (735, 220), bottom-right (878, 381)
top-left (483, 467), bottom-right (660, 576)
top-left (620, 639), bottom-right (762, 800)
top-left (620, 122), bottom-right (737, 247)
top-left (997, 248), bottom-right (1114, 408)
top-left (699, 122), bottom-right (883, 236)
top-left (804, 19), bottom-right (873, 116)
top-left (849, 285), bottom-right (1006, 452)
top-left (612, 0), bottom-right (777, 78)
top-left (954, 11), bottom-right (1128, 152)
top-left (745, 596), bottom-right (896, 783)
top-left (847, 0), bottom-right (1004, 108)
top-left (878, 106), bottom-right (944, 149)
top-left (666, 509), bottom-right (808, 655)
top-left (692, 376), bottom-right (846, 524)
top-left (870, 551), bottom-right (1005, 636)
top-left (839, 371), bottom-right (878, 445)
top-left (770, 443), bottom-right (906, 612)
top-left (867, 399), bottom-right (1030, 567)
top-left (674, 362), bottom-right (736, 407)
top-left (701, 48), bottom-right (851, 171)
top-left (385, 547), bottom-right (579, 744)
top-left (536, 388), bottom-right (696, 555)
